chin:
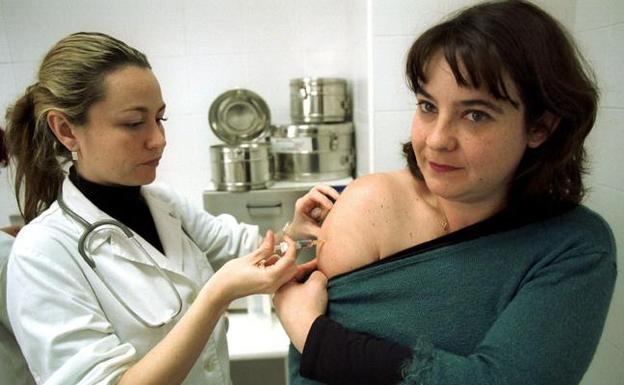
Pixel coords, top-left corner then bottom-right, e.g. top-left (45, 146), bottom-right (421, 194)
top-left (128, 173), bottom-right (157, 186)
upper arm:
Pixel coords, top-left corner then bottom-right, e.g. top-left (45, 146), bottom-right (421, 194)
top-left (317, 175), bottom-right (391, 279)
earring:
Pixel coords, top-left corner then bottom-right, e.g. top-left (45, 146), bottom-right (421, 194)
top-left (71, 150), bottom-right (79, 161)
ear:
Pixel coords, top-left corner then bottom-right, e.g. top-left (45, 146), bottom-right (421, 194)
top-left (47, 110), bottom-right (79, 152)
top-left (527, 111), bottom-right (560, 149)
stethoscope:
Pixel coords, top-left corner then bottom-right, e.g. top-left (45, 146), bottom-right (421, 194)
top-left (57, 185), bottom-right (183, 328)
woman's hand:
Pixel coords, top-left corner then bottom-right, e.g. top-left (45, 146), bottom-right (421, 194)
top-left (208, 231), bottom-right (298, 305)
top-left (273, 270), bottom-right (328, 352)
top-left (288, 185), bottom-right (340, 240)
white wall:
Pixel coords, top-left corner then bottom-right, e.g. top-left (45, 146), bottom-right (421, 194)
top-left (574, 0), bottom-right (624, 383)
top-left (0, 0), bottom-right (358, 216)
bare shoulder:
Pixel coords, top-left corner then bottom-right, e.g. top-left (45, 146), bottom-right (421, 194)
top-left (316, 171), bottom-right (412, 278)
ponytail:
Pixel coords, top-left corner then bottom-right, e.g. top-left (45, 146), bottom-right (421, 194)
top-left (4, 32), bottom-right (150, 223)
top-left (5, 84), bottom-right (66, 223)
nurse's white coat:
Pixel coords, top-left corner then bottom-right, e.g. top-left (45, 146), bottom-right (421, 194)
top-left (7, 178), bottom-right (259, 385)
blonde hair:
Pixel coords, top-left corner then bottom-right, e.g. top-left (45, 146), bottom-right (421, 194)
top-left (5, 32), bottom-right (150, 223)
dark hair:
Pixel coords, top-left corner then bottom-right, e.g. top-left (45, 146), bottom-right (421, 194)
top-left (5, 32), bottom-right (150, 222)
top-left (0, 128), bottom-right (8, 167)
top-left (402, 0), bottom-right (598, 213)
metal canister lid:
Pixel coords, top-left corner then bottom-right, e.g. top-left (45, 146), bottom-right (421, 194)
top-left (290, 77), bottom-right (347, 97)
top-left (270, 122), bottom-right (354, 137)
top-left (208, 88), bottom-right (271, 145)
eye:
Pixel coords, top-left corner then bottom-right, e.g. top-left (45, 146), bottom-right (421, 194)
top-left (125, 121), bottom-right (144, 129)
top-left (157, 116), bottom-right (168, 125)
top-left (417, 100), bottom-right (436, 114)
top-left (464, 110), bottom-right (491, 122)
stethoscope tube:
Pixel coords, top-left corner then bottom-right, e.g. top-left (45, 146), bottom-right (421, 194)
top-left (57, 184), bottom-right (183, 328)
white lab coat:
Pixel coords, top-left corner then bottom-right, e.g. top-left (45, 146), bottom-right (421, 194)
top-left (6, 178), bottom-right (260, 385)
top-left (1, 230), bottom-right (36, 385)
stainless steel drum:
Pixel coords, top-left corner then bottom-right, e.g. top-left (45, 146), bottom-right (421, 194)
top-left (270, 122), bottom-right (354, 181)
top-left (209, 88), bottom-right (271, 145)
top-left (290, 78), bottom-right (351, 123)
top-left (208, 89), bottom-right (273, 191)
top-left (210, 142), bottom-right (274, 191)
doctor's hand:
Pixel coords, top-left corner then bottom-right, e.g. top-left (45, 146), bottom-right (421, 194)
top-left (288, 185), bottom-right (340, 240)
top-left (209, 231), bottom-right (298, 305)
top-left (273, 270), bottom-right (328, 352)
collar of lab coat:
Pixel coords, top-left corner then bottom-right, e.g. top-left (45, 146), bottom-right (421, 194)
top-left (61, 178), bottom-right (187, 277)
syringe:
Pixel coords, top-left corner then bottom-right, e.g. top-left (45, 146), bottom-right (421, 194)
top-left (273, 239), bottom-right (324, 255)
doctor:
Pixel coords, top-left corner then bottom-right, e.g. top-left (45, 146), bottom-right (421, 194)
top-left (4, 32), bottom-right (337, 385)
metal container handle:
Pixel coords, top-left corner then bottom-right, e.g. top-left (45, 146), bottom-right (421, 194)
top-left (298, 86), bottom-right (308, 99)
top-left (330, 133), bottom-right (339, 151)
top-left (246, 202), bottom-right (283, 217)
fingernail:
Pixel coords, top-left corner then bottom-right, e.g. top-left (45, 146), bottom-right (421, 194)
top-left (311, 207), bottom-right (322, 219)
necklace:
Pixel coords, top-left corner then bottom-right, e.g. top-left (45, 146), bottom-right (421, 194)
top-left (441, 219), bottom-right (449, 233)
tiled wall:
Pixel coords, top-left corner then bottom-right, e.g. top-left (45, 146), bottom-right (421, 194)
top-left (0, 0), bottom-right (358, 215)
top-left (369, 0), bottom-right (446, 173)
top-left (575, 0), bottom-right (624, 383)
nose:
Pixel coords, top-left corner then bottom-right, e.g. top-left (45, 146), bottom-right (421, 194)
top-left (425, 115), bottom-right (457, 151)
top-left (146, 120), bottom-right (166, 151)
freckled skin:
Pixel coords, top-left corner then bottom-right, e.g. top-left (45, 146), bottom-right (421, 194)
top-left (317, 53), bottom-right (549, 279)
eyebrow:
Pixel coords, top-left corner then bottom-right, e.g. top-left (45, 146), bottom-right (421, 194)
top-left (120, 104), bottom-right (167, 114)
top-left (416, 86), bottom-right (504, 114)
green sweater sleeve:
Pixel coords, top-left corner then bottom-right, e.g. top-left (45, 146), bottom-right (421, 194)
top-left (403, 249), bottom-right (617, 385)
top-left (295, 206), bottom-right (617, 385)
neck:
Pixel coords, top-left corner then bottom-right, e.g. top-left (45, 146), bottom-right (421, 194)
top-left (436, 197), bottom-right (508, 233)
top-left (69, 166), bottom-right (141, 195)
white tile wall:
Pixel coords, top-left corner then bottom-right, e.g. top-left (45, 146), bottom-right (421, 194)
top-left (586, 109), bottom-right (624, 189)
top-left (0, 0), bottom-right (357, 214)
top-left (372, 110), bottom-right (412, 173)
top-left (369, 0), bottom-right (446, 172)
top-left (575, 0), bottom-right (624, 383)
top-left (372, 0), bottom-right (445, 37)
top-left (184, 0), bottom-right (246, 56)
top-left (0, 8), bottom-right (10, 64)
top-left (349, 0), bottom-right (370, 176)
top-left (372, 35), bottom-right (415, 112)
top-left (575, 0), bottom-right (624, 31)
top-left (0, 63), bottom-right (16, 121)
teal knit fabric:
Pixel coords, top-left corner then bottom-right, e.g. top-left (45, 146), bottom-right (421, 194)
top-left (289, 205), bottom-right (617, 385)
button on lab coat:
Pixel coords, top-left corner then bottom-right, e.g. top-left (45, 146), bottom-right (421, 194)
top-left (7, 178), bottom-right (260, 385)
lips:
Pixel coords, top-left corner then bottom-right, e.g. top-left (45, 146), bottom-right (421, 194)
top-left (428, 161), bottom-right (460, 173)
top-left (141, 157), bottom-right (161, 167)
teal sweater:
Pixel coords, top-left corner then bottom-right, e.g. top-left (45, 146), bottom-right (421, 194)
top-left (289, 205), bottom-right (617, 385)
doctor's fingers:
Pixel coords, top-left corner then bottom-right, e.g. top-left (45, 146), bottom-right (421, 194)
top-left (311, 184), bottom-right (340, 202)
top-left (249, 230), bottom-right (276, 264)
top-left (262, 238), bottom-right (298, 289)
top-left (297, 189), bottom-right (336, 222)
